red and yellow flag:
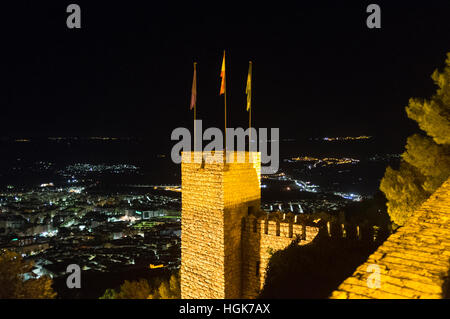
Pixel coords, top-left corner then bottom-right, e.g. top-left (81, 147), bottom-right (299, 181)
top-left (190, 62), bottom-right (197, 110)
top-left (220, 51), bottom-right (226, 95)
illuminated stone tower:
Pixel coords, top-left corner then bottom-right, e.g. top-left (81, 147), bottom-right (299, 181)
top-left (181, 151), bottom-right (261, 298)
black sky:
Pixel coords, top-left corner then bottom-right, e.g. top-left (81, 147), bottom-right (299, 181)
top-left (1, 1), bottom-right (449, 147)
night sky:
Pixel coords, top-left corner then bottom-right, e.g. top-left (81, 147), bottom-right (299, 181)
top-left (2, 1), bottom-right (450, 148)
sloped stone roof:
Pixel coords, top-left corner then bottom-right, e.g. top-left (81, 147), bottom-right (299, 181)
top-left (331, 178), bottom-right (450, 299)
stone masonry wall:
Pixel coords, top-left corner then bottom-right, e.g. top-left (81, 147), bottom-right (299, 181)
top-left (180, 149), bottom-right (387, 299)
top-left (181, 151), bottom-right (261, 299)
top-left (331, 177), bottom-right (450, 299)
top-left (241, 213), bottom-right (319, 298)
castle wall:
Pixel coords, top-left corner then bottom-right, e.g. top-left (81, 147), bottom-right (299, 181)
top-left (331, 178), bottom-right (450, 299)
top-left (181, 150), bottom-right (386, 299)
top-left (180, 148), bottom-right (382, 299)
top-left (241, 214), bottom-right (319, 298)
top-left (223, 154), bottom-right (261, 298)
top-left (181, 151), bottom-right (261, 299)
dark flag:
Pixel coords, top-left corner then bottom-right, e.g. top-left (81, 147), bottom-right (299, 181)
top-left (190, 62), bottom-right (197, 110)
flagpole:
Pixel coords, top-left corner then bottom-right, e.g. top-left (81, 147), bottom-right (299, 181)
top-left (249, 101), bottom-right (251, 144)
top-left (249, 61), bottom-right (252, 145)
top-left (224, 51), bottom-right (227, 153)
top-left (193, 62), bottom-right (197, 152)
top-left (248, 61), bottom-right (252, 149)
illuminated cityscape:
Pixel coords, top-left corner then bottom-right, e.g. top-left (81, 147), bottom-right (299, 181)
top-left (0, 132), bottom-right (403, 298)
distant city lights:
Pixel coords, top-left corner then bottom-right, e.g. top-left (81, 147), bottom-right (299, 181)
top-left (322, 136), bottom-right (371, 141)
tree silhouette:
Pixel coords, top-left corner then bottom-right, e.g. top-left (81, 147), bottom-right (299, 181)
top-left (115, 279), bottom-right (151, 299)
top-left (99, 271), bottom-right (181, 299)
top-left (380, 53), bottom-right (450, 226)
top-left (148, 272), bottom-right (180, 299)
top-left (0, 249), bottom-right (56, 299)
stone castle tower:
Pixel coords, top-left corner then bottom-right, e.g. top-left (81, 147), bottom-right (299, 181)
top-left (181, 151), bottom-right (318, 299)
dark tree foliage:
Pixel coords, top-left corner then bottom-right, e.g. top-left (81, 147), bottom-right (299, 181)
top-left (0, 249), bottom-right (56, 299)
top-left (100, 270), bottom-right (180, 299)
top-left (380, 53), bottom-right (450, 226)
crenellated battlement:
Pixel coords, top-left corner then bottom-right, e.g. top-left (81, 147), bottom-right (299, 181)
top-left (181, 151), bottom-right (381, 299)
top-left (242, 211), bottom-right (318, 241)
top-left (240, 211), bottom-right (319, 298)
top-left (242, 210), bottom-right (383, 242)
